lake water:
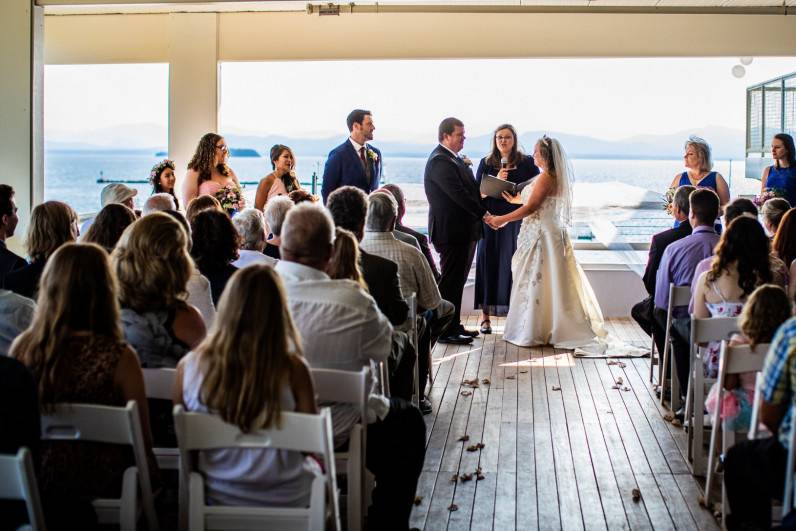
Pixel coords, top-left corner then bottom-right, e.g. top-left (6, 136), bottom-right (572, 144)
top-left (44, 151), bottom-right (759, 216)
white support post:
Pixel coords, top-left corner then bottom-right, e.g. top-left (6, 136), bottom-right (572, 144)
top-left (0, 0), bottom-right (44, 254)
top-left (168, 12), bottom-right (219, 196)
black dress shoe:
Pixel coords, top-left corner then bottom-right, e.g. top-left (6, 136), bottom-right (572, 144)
top-left (458, 327), bottom-right (479, 338)
top-left (419, 398), bottom-right (432, 415)
top-left (438, 334), bottom-right (473, 345)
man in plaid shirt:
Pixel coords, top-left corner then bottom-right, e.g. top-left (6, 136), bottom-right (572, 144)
top-left (724, 316), bottom-right (796, 530)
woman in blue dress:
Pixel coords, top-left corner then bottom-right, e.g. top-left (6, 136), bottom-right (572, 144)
top-left (474, 124), bottom-right (539, 334)
top-left (668, 135), bottom-right (730, 230)
top-left (760, 133), bottom-right (796, 206)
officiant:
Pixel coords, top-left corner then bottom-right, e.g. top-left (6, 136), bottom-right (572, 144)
top-left (474, 124), bottom-right (539, 334)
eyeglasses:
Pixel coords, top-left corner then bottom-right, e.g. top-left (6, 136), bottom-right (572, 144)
top-left (495, 136), bottom-right (513, 141)
top-left (216, 144), bottom-right (228, 151)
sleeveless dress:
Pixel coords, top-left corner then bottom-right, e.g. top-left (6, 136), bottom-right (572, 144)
top-left (181, 351), bottom-right (320, 507)
top-left (674, 171), bottom-right (722, 231)
top-left (764, 165), bottom-right (796, 206)
top-left (198, 180), bottom-right (223, 199)
top-left (700, 281), bottom-right (745, 379)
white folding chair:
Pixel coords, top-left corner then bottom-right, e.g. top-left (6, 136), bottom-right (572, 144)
top-left (40, 401), bottom-right (159, 531)
top-left (405, 292), bottom-right (420, 407)
top-left (173, 405), bottom-right (340, 531)
top-left (0, 447), bottom-right (46, 531)
top-left (312, 367), bottom-right (368, 531)
top-left (660, 283), bottom-right (692, 410)
top-left (749, 372), bottom-right (772, 440)
top-left (142, 368), bottom-right (179, 471)
top-left (704, 340), bottom-right (768, 525)
top-left (685, 316), bottom-right (739, 477)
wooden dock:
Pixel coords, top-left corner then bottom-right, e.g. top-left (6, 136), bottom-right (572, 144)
top-left (410, 316), bottom-right (719, 530)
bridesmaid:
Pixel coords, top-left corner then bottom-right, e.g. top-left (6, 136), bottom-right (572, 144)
top-left (474, 124), bottom-right (539, 334)
top-left (254, 144), bottom-right (302, 211)
top-left (181, 133), bottom-right (242, 209)
top-left (668, 135), bottom-right (730, 230)
top-left (760, 133), bottom-right (796, 206)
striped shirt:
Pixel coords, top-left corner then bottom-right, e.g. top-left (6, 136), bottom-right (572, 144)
top-left (761, 316), bottom-right (796, 446)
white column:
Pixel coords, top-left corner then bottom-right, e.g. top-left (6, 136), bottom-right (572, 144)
top-left (168, 13), bottom-right (219, 196)
top-left (0, 0), bottom-right (44, 254)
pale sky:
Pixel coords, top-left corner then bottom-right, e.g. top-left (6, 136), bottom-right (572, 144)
top-left (44, 57), bottom-right (796, 145)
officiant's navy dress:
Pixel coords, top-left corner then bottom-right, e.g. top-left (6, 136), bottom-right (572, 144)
top-left (474, 155), bottom-right (539, 316)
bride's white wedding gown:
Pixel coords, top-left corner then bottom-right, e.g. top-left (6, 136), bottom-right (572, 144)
top-left (502, 183), bottom-right (640, 357)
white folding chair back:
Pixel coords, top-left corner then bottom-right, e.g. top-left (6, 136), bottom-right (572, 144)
top-left (686, 316), bottom-right (739, 477)
top-left (704, 341), bottom-right (768, 525)
top-left (40, 401), bottom-right (158, 531)
top-left (173, 406), bottom-right (340, 531)
top-left (660, 284), bottom-right (692, 409)
top-left (312, 367), bottom-right (368, 531)
top-left (749, 372), bottom-right (770, 439)
top-left (142, 368), bottom-right (180, 471)
top-left (0, 447), bottom-right (46, 531)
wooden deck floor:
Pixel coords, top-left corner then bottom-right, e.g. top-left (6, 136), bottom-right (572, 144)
top-left (410, 316), bottom-right (719, 531)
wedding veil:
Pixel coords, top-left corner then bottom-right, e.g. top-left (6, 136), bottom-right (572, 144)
top-left (547, 137), bottom-right (574, 227)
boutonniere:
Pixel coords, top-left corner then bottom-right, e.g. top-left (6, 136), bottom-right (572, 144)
top-left (460, 155), bottom-right (473, 167)
top-left (367, 148), bottom-right (379, 163)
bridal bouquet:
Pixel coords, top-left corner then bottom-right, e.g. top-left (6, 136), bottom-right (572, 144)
top-left (753, 187), bottom-right (786, 207)
top-left (215, 183), bottom-right (246, 215)
top-left (662, 186), bottom-right (677, 215)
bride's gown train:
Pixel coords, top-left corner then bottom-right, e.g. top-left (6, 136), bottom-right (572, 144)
top-left (502, 184), bottom-right (645, 357)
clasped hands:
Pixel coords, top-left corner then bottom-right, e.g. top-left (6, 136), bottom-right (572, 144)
top-left (483, 212), bottom-right (507, 230)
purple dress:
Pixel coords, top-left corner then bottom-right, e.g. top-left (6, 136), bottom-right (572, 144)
top-left (474, 155), bottom-right (539, 316)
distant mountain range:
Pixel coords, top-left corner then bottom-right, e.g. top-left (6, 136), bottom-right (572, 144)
top-left (45, 124), bottom-right (746, 160)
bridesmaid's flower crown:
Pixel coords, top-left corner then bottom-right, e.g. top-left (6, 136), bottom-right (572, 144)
top-left (150, 159), bottom-right (175, 182)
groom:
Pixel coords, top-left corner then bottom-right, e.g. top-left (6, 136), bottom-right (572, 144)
top-left (321, 109), bottom-right (382, 204)
top-left (424, 117), bottom-right (489, 344)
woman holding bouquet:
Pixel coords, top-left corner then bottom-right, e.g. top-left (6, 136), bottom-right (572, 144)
top-left (668, 136), bottom-right (729, 231)
top-left (182, 133), bottom-right (245, 215)
top-left (760, 133), bottom-right (796, 206)
top-left (254, 144), bottom-right (302, 211)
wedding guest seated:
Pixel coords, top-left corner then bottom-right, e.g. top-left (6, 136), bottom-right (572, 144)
top-left (705, 284), bottom-right (790, 431)
top-left (361, 192), bottom-right (456, 410)
top-left (692, 216), bottom-right (775, 379)
top-left (10, 243), bottom-right (157, 528)
top-left (0, 288), bottom-right (35, 357)
top-left (724, 309), bottom-right (796, 529)
top-left (81, 203), bottom-right (136, 253)
top-left (231, 208), bottom-right (277, 269)
top-left (631, 184), bottom-right (694, 348)
top-left (381, 183), bottom-right (440, 280)
top-left (773, 208), bottom-right (796, 298)
top-left (149, 159), bottom-right (179, 210)
top-left (327, 227), bottom-right (368, 289)
top-left (326, 187), bottom-right (416, 400)
top-left (288, 189), bottom-right (317, 205)
top-left (174, 264), bottom-right (321, 507)
top-left (80, 183), bottom-right (138, 235)
top-left (0, 355), bottom-right (40, 530)
top-left (190, 210), bottom-right (239, 304)
top-left (373, 187), bottom-right (420, 250)
top-left (6, 201), bottom-right (78, 299)
top-left (185, 194), bottom-right (223, 225)
top-left (263, 195), bottom-right (292, 260)
top-left (654, 188), bottom-right (720, 407)
top-left (163, 210), bottom-right (216, 327)
top-left (0, 185), bottom-right (27, 285)
top-left (254, 144), bottom-right (302, 211)
top-left (274, 204), bottom-right (425, 530)
top-left (688, 197), bottom-right (763, 314)
top-left (761, 198), bottom-right (790, 237)
top-left (142, 192), bottom-right (177, 216)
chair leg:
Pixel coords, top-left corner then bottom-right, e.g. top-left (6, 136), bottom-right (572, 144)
top-left (704, 395), bottom-right (723, 506)
top-left (649, 334), bottom-right (656, 383)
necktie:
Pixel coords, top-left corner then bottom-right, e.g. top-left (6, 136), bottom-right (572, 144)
top-left (359, 147), bottom-right (367, 168)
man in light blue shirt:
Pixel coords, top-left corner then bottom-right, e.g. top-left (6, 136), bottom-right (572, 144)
top-left (653, 188), bottom-right (720, 399)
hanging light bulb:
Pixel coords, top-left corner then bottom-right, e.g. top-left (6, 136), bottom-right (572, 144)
top-left (732, 64), bottom-right (746, 78)
top-left (740, 57), bottom-right (753, 66)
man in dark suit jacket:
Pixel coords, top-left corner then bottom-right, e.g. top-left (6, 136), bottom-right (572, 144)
top-left (631, 184), bottom-right (694, 353)
top-left (0, 185), bottom-right (27, 287)
top-left (424, 117), bottom-right (488, 342)
top-left (321, 109), bottom-right (382, 204)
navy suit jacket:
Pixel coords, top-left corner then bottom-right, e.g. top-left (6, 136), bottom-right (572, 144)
top-left (321, 140), bottom-right (382, 203)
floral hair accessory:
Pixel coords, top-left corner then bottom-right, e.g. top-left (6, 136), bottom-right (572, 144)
top-left (150, 159), bottom-right (175, 184)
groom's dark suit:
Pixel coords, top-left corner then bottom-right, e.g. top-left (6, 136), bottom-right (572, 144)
top-left (424, 144), bottom-right (486, 336)
top-left (321, 139), bottom-right (382, 203)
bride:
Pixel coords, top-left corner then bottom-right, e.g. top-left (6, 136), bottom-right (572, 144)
top-left (487, 136), bottom-right (634, 355)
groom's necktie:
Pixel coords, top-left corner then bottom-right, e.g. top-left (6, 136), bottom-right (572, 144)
top-left (359, 146), bottom-right (372, 180)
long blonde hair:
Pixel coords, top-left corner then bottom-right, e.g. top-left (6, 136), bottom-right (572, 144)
top-left (26, 201), bottom-right (78, 263)
top-left (196, 265), bottom-right (302, 432)
top-left (112, 212), bottom-right (193, 312)
top-left (11, 243), bottom-right (122, 409)
top-left (327, 227), bottom-right (367, 290)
